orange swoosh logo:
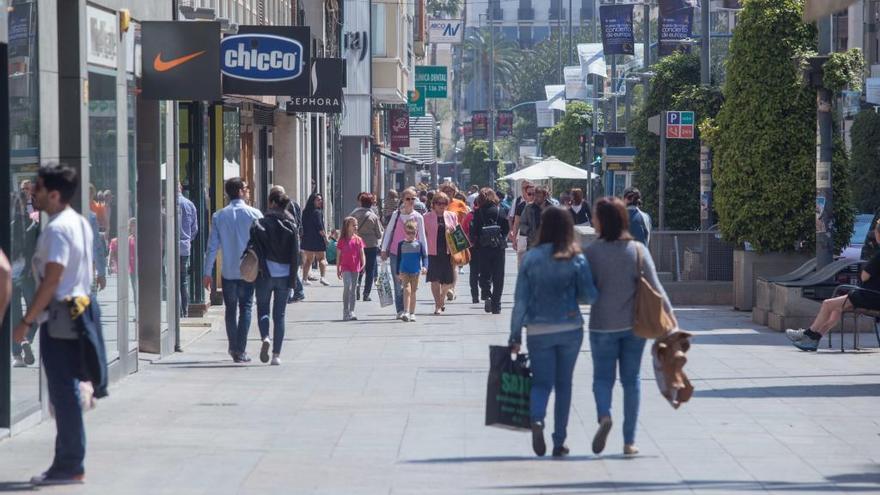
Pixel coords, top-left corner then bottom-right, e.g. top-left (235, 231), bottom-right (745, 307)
top-left (153, 50), bottom-right (206, 72)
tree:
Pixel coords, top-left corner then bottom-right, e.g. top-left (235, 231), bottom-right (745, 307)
top-left (713, 0), bottom-right (853, 253)
top-left (509, 30), bottom-right (592, 108)
top-left (427, 0), bottom-right (461, 16)
top-left (539, 101), bottom-right (595, 195)
top-left (462, 29), bottom-right (521, 107)
top-left (463, 140), bottom-right (503, 188)
top-left (850, 109), bottom-right (880, 214)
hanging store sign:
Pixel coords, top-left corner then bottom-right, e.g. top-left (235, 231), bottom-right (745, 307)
top-left (496, 110), bottom-right (514, 137)
top-left (408, 87), bottom-right (426, 117)
top-left (141, 21), bottom-right (221, 100)
top-left (87, 6), bottom-right (118, 68)
top-left (600, 4), bottom-right (635, 55)
top-left (390, 109), bottom-right (411, 149)
top-left (428, 19), bottom-right (463, 44)
top-left (564, 66), bottom-right (588, 101)
top-left (286, 58), bottom-right (344, 113)
top-left (221, 26), bottom-right (311, 96)
top-left (658, 0), bottom-right (694, 56)
top-left (462, 121), bottom-right (473, 138)
top-left (415, 65), bottom-right (448, 98)
top-left (536, 100), bottom-right (554, 128)
top-left (472, 111), bottom-right (489, 139)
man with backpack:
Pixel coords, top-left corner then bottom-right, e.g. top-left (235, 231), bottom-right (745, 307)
top-left (624, 187), bottom-right (652, 245)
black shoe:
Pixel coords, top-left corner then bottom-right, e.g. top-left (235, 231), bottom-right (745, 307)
top-left (491, 304), bottom-right (501, 315)
top-left (363, 295), bottom-right (372, 302)
top-left (592, 417), bottom-right (613, 454)
top-left (552, 445), bottom-right (570, 458)
top-left (472, 295), bottom-right (480, 304)
top-left (233, 353), bottom-right (252, 363)
top-left (356, 286), bottom-right (361, 300)
top-left (484, 299), bottom-right (492, 313)
top-left (531, 421), bottom-right (547, 457)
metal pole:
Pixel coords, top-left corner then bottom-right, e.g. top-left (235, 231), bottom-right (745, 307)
top-left (643, 2), bottom-right (650, 67)
top-left (488, 17), bottom-right (496, 185)
top-left (611, 55), bottom-right (618, 130)
top-left (568, 0), bottom-right (573, 65)
top-left (700, 0), bottom-right (710, 85)
top-left (659, 110), bottom-right (667, 230)
top-left (624, 80), bottom-right (632, 144)
top-left (816, 87), bottom-right (834, 267)
top-left (557, 18), bottom-right (563, 83)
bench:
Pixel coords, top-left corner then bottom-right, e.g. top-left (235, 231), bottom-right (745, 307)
top-left (830, 285), bottom-right (880, 352)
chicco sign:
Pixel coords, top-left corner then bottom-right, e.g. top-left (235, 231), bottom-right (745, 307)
top-left (221, 26), bottom-right (311, 96)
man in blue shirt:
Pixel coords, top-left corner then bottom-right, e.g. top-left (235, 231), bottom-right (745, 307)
top-left (203, 178), bottom-right (263, 362)
top-left (178, 183), bottom-right (199, 319)
top-left (624, 187), bottom-right (652, 246)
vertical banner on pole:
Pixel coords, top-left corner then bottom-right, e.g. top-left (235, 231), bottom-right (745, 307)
top-left (600, 4), bottom-right (636, 55)
top-left (389, 109), bottom-right (410, 150)
top-left (658, 0), bottom-right (695, 56)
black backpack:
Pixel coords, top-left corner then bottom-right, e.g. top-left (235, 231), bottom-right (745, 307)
top-left (478, 207), bottom-right (505, 249)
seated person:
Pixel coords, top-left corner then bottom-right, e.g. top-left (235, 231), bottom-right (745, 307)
top-left (787, 221), bottom-right (880, 351)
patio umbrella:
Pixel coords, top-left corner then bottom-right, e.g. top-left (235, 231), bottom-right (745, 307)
top-left (500, 157), bottom-right (597, 181)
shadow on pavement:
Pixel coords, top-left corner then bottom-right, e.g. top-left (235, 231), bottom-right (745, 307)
top-left (0, 482), bottom-right (35, 492)
top-left (695, 383), bottom-right (880, 399)
top-left (491, 477), bottom-right (880, 492)
top-left (404, 455), bottom-right (600, 463)
top-left (690, 332), bottom-right (790, 347)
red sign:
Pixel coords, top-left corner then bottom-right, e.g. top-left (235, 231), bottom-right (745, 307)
top-left (666, 125), bottom-right (680, 138)
top-left (496, 110), bottom-right (514, 137)
top-left (472, 111), bottom-right (488, 139)
top-left (462, 121), bottom-right (473, 138)
top-left (390, 109), bottom-right (410, 149)
top-left (680, 125), bottom-right (694, 139)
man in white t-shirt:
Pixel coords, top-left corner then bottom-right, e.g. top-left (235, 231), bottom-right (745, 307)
top-left (13, 164), bottom-right (96, 486)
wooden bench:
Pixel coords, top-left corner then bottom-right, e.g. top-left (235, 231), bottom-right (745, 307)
top-left (831, 285), bottom-right (880, 352)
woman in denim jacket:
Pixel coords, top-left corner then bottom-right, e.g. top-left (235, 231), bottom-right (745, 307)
top-left (509, 207), bottom-right (597, 457)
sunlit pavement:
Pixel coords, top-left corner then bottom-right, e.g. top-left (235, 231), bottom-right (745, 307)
top-left (0, 252), bottom-right (878, 494)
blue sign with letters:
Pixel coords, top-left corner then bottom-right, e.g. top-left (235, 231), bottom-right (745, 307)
top-left (221, 26), bottom-right (311, 96)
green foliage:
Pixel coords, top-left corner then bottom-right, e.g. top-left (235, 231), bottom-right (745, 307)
top-left (509, 31), bottom-right (591, 106)
top-left (463, 139), bottom-right (504, 188)
top-left (426, 0), bottom-right (461, 16)
top-left (713, 0), bottom-right (853, 253)
top-left (849, 110), bottom-right (880, 213)
top-left (542, 101), bottom-right (594, 165)
top-left (462, 29), bottom-right (521, 105)
top-left (823, 48), bottom-right (865, 93)
top-left (631, 53), bottom-right (722, 230)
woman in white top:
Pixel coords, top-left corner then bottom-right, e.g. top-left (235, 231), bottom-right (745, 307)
top-left (380, 187), bottom-right (428, 318)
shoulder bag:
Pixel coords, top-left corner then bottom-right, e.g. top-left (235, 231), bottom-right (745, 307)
top-left (478, 207), bottom-right (505, 249)
top-left (633, 242), bottom-right (675, 339)
top-left (240, 223), bottom-right (261, 283)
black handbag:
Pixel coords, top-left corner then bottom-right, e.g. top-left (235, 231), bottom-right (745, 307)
top-left (478, 207), bottom-right (505, 249)
top-left (485, 345), bottom-right (531, 430)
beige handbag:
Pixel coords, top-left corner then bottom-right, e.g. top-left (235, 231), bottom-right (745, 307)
top-left (239, 247), bottom-right (259, 283)
top-left (633, 243), bottom-right (675, 339)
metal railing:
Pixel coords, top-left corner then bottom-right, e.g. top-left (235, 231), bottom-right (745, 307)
top-left (647, 231), bottom-right (734, 282)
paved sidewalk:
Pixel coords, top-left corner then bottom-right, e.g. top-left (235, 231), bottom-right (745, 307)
top-left (0, 252), bottom-right (878, 494)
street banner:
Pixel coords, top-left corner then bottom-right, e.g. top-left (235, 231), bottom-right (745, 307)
top-left (415, 65), bottom-right (448, 98)
top-left (221, 26), bottom-right (311, 96)
top-left (428, 19), bottom-right (463, 43)
top-left (496, 110), bottom-right (514, 137)
top-left (463, 121), bottom-right (473, 138)
top-left (390, 109), bottom-right (410, 149)
top-left (7, 3), bottom-right (32, 58)
top-left (564, 66), bottom-right (588, 101)
top-left (535, 101), bottom-right (554, 128)
top-left (286, 58), bottom-right (344, 113)
top-left (600, 4), bottom-right (635, 55)
top-left (658, 0), bottom-right (694, 56)
top-left (576, 43), bottom-right (607, 79)
top-left (408, 87), bottom-right (426, 116)
top-left (342, 0), bottom-right (372, 136)
top-left (142, 21), bottom-right (221, 101)
top-left (472, 111), bottom-right (489, 139)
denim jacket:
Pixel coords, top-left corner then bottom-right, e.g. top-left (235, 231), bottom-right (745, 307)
top-left (509, 243), bottom-right (598, 344)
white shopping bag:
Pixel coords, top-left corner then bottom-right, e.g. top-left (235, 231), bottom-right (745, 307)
top-left (376, 261), bottom-right (395, 308)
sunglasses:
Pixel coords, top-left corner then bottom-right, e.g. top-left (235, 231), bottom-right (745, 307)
top-left (435, 202), bottom-right (448, 206)
top-left (526, 193), bottom-right (534, 197)
top-left (404, 197), bottom-right (415, 202)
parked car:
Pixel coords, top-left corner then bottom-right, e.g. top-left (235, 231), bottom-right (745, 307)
top-left (841, 214), bottom-right (874, 260)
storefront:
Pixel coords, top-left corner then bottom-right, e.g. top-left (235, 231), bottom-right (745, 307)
top-left (1, 0), bottom-right (177, 432)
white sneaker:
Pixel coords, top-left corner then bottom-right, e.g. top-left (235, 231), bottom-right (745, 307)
top-left (408, 314), bottom-right (417, 322)
top-left (397, 311), bottom-right (405, 320)
top-left (304, 280), bottom-right (313, 286)
top-left (401, 313), bottom-right (411, 322)
top-left (320, 278), bottom-right (330, 286)
top-left (12, 356), bottom-right (27, 368)
top-left (270, 355), bottom-right (282, 366)
top-left (350, 314), bottom-right (358, 321)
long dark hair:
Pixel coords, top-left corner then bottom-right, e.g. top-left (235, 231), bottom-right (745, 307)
top-left (594, 196), bottom-right (633, 242)
top-left (536, 206), bottom-right (580, 259)
top-left (304, 193), bottom-right (322, 214)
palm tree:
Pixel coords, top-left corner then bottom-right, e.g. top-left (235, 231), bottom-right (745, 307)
top-left (427, 0), bottom-right (462, 17)
top-left (461, 28), bottom-right (521, 107)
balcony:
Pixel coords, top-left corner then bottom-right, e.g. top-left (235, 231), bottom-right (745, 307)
top-left (518, 7), bottom-right (534, 21)
top-left (488, 6), bottom-right (504, 21)
top-left (548, 7), bottom-right (567, 21)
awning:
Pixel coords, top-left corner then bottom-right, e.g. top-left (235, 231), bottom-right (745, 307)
top-left (374, 146), bottom-right (427, 166)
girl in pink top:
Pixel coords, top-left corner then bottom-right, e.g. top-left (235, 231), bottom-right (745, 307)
top-left (337, 217), bottom-right (366, 321)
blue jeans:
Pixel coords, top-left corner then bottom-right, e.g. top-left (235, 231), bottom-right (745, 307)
top-left (389, 254), bottom-right (404, 313)
top-left (221, 278), bottom-right (255, 355)
top-left (528, 328), bottom-right (584, 448)
top-left (589, 330), bottom-right (647, 445)
top-left (255, 275), bottom-right (289, 355)
top-left (40, 326), bottom-right (86, 476)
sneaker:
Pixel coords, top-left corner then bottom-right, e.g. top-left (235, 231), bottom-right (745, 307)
top-left (434, 308), bottom-right (442, 315)
top-left (624, 444), bottom-right (640, 456)
top-left (408, 314), bottom-right (417, 322)
top-left (552, 445), bottom-right (570, 458)
top-left (292, 295), bottom-right (305, 302)
top-left (30, 472), bottom-right (85, 486)
top-left (270, 355), bottom-right (282, 366)
top-left (362, 295), bottom-right (372, 302)
top-left (21, 341), bottom-right (35, 365)
top-left (472, 295), bottom-right (480, 304)
top-left (484, 299), bottom-right (492, 313)
top-left (304, 280), bottom-right (313, 286)
top-left (320, 278), bottom-right (330, 286)
top-left (401, 313), bottom-right (411, 322)
top-left (260, 338), bottom-right (271, 364)
top-left (793, 337), bottom-right (820, 352)
top-left (350, 314), bottom-right (358, 321)
top-left (785, 328), bottom-right (807, 343)
top-left (233, 353), bottom-right (252, 363)
top-left (592, 417), bottom-right (613, 454)
top-left (12, 356), bottom-right (27, 368)
top-left (397, 311), bottom-right (406, 320)
top-left (531, 421), bottom-right (547, 457)
top-left (308, 273), bottom-right (319, 281)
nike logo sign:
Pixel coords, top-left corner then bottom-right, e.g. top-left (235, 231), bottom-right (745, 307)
top-left (153, 50), bottom-right (206, 72)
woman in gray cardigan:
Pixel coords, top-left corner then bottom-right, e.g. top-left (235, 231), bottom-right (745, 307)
top-left (584, 196), bottom-right (677, 457)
